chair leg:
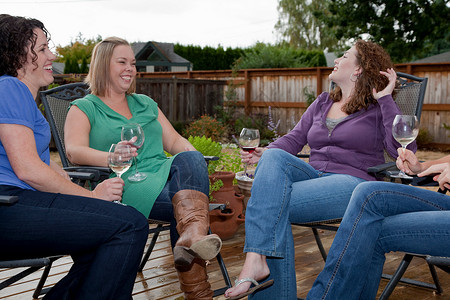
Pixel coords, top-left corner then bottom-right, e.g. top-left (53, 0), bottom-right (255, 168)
top-left (379, 254), bottom-right (413, 300)
top-left (139, 224), bottom-right (163, 272)
top-left (427, 263), bottom-right (443, 294)
top-left (312, 228), bottom-right (328, 262)
top-left (32, 256), bottom-right (61, 298)
top-left (208, 228), bottom-right (232, 297)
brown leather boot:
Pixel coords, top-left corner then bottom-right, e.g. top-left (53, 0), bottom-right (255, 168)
top-left (176, 258), bottom-right (213, 300)
top-left (172, 190), bottom-right (222, 268)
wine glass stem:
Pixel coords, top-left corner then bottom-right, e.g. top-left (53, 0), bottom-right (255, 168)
top-left (399, 146), bottom-right (407, 176)
top-left (134, 157), bottom-right (140, 175)
top-left (243, 162), bottom-right (248, 177)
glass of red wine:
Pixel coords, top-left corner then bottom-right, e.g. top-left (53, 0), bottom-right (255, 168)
top-left (239, 128), bottom-right (260, 178)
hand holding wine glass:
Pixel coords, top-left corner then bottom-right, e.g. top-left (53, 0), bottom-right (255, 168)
top-left (392, 115), bottom-right (419, 179)
top-left (239, 128), bottom-right (260, 178)
top-left (108, 143), bottom-right (132, 203)
top-left (121, 123), bottom-right (147, 182)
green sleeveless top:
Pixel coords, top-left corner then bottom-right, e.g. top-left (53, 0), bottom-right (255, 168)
top-left (70, 93), bottom-right (176, 217)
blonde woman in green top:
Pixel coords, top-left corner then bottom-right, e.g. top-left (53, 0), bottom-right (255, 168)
top-left (65, 37), bottom-right (221, 300)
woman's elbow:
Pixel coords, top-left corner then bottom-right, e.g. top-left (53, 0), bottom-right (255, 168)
top-left (65, 147), bottom-right (81, 165)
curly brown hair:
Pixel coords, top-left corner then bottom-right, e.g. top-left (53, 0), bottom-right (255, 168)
top-left (0, 14), bottom-right (49, 77)
top-left (330, 40), bottom-right (395, 114)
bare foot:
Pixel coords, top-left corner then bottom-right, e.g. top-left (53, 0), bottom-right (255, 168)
top-left (224, 252), bottom-right (270, 298)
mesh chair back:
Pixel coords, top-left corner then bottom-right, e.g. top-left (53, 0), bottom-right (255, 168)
top-left (40, 83), bottom-right (89, 168)
top-left (393, 72), bottom-right (427, 121)
top-left (384, 72), bottom-right (427, 162)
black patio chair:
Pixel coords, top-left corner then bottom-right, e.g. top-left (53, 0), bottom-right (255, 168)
top-left (39, 82), bottom-right (232, 296)
top-left (0, 196), bottom-right (63, 299)
top-left (375, 183), bottom-right (449, 299)
top-left (292, 72), bottom-right (428, 261)
top-left (291, 72), bottom-right (438, 295)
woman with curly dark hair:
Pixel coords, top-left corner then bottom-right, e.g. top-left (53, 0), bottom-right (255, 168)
top-left (0, 14), bottom-right (149, 300)
top-left (224, 40), bottom-right (415, 300)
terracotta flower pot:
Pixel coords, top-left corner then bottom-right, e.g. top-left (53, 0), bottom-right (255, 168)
top-left (209, 171), bottom-right (245, 240)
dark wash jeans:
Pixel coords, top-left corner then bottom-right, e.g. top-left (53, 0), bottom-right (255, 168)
top-left (0, 185), bottom-right (149, 300)
top-left (149, 151), bottom-right (210, 248)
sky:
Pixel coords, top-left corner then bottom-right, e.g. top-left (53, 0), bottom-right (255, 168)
top-left (2, 0), bottom-right (280, 49)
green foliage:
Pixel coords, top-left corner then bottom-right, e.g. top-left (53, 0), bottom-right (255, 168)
top-left (56, 33), bottom-right (102, 74)
top-left (275, 0), bottom-right (343, 51)
top-left (80, 57), bottom-right (89, 74)
top-left (237, 43), bottom-right (327, 69)
top-left (215, 60), bottom-right (243, 136)
top-left (64, 56), bottom-right (80, 74)
top-left (416, 127), bottom-right (434, 148)
top-left (183, 115), bottom-right (227, 142)
top-left (209, 179), bottom-right (224, 201)
top-left (320, 0), bottom-right (450, 63)
top-left (187, 136), bottom-right (242, 201)
top-left (444, 123), bottom-right (450, 138)
top-left (215, 147), bottom-right (243, 175)
top-left (188, 135), bottom-right (222, 175)
top-left (174, 44), bottom-right (245, 70)
top-left (303, 86), bottom-right (316, 107)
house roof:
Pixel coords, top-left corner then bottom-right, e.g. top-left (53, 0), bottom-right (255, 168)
top-left (413, 51), bottom-right (450, 63)
top-left (131, 41), bottom-right (190, 65)
top-left (52, 62), bottom-right (65, 75)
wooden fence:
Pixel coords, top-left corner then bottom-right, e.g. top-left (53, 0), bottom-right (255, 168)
top-left (52, 76), bottom-right (227, 125)
top-left (136, 63), bottom-right (450, 149)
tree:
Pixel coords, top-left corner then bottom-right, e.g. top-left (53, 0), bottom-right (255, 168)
top-left (56, 33), bottom-right (102, 74)
top-left (321, 0), bottom-right (450, 62)
top-left (275, 0), bottom-right (342, 51)
top-left (237, 42), bottom-right (327, 69)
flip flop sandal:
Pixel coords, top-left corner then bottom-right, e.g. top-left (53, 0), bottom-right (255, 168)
top-left (227, 277), bottom-right (275, 300)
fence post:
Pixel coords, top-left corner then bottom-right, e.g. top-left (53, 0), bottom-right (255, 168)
top-left (171, 76), bottom-right (178, 121)
top-left (244, 70), bottom-right (251, 115)
top-left (316, 68), bottom-right (323, 96)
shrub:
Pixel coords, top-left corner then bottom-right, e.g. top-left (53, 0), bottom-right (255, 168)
top-left (416, 127), bottom-right (434, 148)
top-left (188, 135), bottom-right (222, 175)
top-left (183, 115), bottom-right (227, 142)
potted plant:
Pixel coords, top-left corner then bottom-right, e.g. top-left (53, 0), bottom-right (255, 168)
top-left (188, 136), bottom-right (245, 240)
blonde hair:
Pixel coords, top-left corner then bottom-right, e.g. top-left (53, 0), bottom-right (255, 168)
top-left (85, 36), bottom-right (136, 96)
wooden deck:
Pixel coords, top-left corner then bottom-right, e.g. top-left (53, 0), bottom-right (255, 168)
top-left (1, 224), bottom-right (449, 300)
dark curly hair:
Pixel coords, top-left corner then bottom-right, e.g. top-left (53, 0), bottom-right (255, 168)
top-left (330, 40), bottom-right (395, 114)
top-left (0, 14), bottom-right (50, 77)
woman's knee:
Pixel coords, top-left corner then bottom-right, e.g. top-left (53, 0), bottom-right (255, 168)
top-left (257, 148), bottom-right (292, 171)
top-left (174, 151), bottom-right (207, 174)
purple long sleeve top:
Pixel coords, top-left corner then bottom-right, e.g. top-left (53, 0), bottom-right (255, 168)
top-left (267, 92), bottom-right (417, 181)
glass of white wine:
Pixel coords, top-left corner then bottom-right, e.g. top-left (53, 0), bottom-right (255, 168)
top-left (391, 115), bottom-right (419, 179)
top-left (108, 143), bottom-right (132, 203)
top-left (121, 123), bottom-right (147, 182)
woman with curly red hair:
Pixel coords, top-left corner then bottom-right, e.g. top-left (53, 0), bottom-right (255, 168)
top-left (224, 40), bottom-right (415, 300)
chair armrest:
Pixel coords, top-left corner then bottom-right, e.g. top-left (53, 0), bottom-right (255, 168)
top-left (209, 203), bottom-right (226, 211)
top-left (64, 166), bottom-right (111, 182)
top-left (367, 162), bottom-right (398, 178)
top-left (204, 156), bottom-right (219, 162)
top-left (0, 195), bottom-right (19, 205)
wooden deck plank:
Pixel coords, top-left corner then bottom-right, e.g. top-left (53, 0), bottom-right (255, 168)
top-left (1, 224), bottom-right (449, 299)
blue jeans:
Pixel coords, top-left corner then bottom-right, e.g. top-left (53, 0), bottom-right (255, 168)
top-left (0, 186), bottom-right (149, 300)
top-left (149, 151), bottom-right (209, 248)
top-left (307, 181), bottom-right (450, 300)
top-left (244, 149), bottom-right (365, 300)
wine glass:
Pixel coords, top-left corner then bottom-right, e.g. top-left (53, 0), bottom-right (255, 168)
top-left (391, 115), bottom-right (419, 179)
top-left (121, 123), bottom-right (147, 182)
top-left (239, 128), bottom-right (260, 178)
top-left (108, 143), bottom-right (132, 204)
